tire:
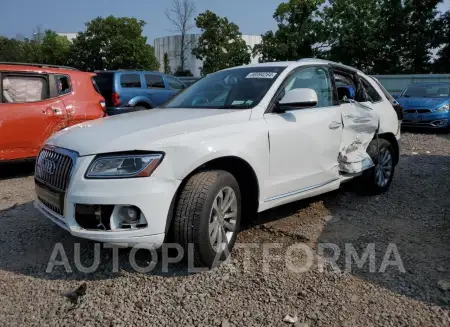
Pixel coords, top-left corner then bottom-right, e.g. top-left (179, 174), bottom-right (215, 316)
top-left (359, 138), bottom-right (395, 195)
top-left (171, 170), bottom-right (242, 268)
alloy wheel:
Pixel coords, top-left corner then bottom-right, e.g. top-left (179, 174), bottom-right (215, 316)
top-left (375, 148), bottom-right (393, 187)
top-left (208, 186), bottom-right (238, 252)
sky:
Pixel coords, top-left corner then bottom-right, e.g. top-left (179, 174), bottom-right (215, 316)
top-left (0, 0), bottom-right (449, 44)
top-left (0, 0), bottom-right (279, 43)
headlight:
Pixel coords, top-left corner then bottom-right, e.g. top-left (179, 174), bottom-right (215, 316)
top-left (436, 104), bottom-right (450, 112)
top-left (85, 153), bottom-right (163, 178)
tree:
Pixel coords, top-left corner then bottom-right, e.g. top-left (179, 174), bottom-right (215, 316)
top-left (433, 11), bottom-right (450, 73)
top-left (40, 30), bottom-right (70, 65)
top-left (165, 0), bottom-right (196, 72)
top-left (321, 0), bottom-right (383, 73)
top-left (67, 16), bottom-right (159, 71)
top-left (401, 0), bottom-right (442, 73)
top-left (163, 52), bottom-right (172, 74)
top-left (371, 0), bottom-right (409, 74)
top-left (0, 37), bottom-right (41, 63)
top-left (192, 10), bottom-right (251, 75)
top-left (253, 0), bottom-right (326, 62)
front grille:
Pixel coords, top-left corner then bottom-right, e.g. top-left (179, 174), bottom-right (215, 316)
top-left (35, 148), bottom-right (74, 191)
top-left (404, 109), bottom-right (431, 114)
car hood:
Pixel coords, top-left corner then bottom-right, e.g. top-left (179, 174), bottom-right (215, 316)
top-left (46, 108), bottom-right (249, 156)
top-left (397, 97), bottom-right (449, 109)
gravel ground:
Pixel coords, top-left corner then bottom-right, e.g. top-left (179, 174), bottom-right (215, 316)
top-left (0, 131), bottom-right (449, 327)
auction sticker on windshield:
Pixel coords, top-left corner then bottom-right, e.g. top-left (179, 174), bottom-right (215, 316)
top-left (246, 72), bottom-right (277, 79)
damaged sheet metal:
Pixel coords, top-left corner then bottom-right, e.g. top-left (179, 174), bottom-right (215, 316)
top-left (338, 101), bottom-right (379, 174)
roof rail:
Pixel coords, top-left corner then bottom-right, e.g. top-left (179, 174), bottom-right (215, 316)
top-left (0, 62), bottom-right (79, 71)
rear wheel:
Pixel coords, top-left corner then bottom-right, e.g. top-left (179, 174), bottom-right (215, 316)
top-left (359, 139), bottom-right (395, 194)
top-left (171, 170), bottom-right (241, 268)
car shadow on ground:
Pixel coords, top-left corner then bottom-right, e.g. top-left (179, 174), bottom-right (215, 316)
top-left (0, 154), bottom-right (449, 308)
top-left (0, 160), bottom-right (35, 181)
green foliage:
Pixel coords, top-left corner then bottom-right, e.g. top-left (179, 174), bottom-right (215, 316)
top-left (256, 0), bottom-right (445, 74)
top-left (321, 0), bottom-right (382, 72)
top-left (0, 37), bottom-right (41, 63)
top-left (67, 16), bottom-right (159, 71)
top-left (192, 10), bottom-right (251, 76)
top-left (401, 0), bottom-right (442, 73)
top-left (433, 11), bottom-right (450, 73)
top-left (253, 0), bottom-right (326, 62)
top-left (40, 30), bottom-right (70, 65)
top-left (371, 0), bottom-right (409, 74)
top-left (163, 53), bottom-right (172, 74)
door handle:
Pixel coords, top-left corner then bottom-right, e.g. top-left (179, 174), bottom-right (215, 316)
top-left (44, 107), bottom-right (63, 115)
top-left (329, 122), bottom-right (342, 129)
top-left (52, 108), bottom-right (63, 115)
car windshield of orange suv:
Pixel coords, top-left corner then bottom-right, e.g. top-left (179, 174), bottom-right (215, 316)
top-left (0, 63), bottom-right (106, 161)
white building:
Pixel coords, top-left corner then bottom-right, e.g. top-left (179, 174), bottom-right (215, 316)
top-left (57, 33), bottom-right (78, 42)
top-left (153, 34), bottom-right (262, 77)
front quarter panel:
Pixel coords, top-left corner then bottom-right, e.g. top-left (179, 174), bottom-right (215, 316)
top-left (150, 114), bottom-right (270, 201)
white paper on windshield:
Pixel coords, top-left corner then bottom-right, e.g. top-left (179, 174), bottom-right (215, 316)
top-left (232, 100), bottom-right (245, 105)
top-left (246, 72), bottom-right (277, 79)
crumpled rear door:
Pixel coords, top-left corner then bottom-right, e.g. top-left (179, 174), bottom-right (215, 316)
top-left (338, 101), bottom-right (379, 173)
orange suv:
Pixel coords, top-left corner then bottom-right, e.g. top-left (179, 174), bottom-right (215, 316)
top-left (0, 62), bottom-right (106, 161)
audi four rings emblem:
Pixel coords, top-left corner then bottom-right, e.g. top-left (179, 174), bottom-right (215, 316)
top-left (41, 158), bottom-right (56, 175)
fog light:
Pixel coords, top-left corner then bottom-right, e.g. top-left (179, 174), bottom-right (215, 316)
top-left (119, 206), bottom-right (140, 224)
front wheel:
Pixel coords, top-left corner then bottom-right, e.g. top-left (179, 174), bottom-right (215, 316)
top-left (171, 170), bottom-right (241, 268)
top-left (359, 138), bottom-right (396, 194)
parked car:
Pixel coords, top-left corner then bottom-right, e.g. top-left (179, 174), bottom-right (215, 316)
top-left (35, 59), bottom-right (400, 268)
top-left (394, 82), bottom-right (450, 129)
top-left (0, 62), bottom-right (106, 162)
top-left (93, 70), bottom-right (186, 115)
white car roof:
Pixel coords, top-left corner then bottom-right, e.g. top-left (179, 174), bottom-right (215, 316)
top-left (225, 58), bottom-right (362, 74)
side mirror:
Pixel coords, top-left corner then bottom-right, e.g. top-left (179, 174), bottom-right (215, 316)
top-left (276, 88), bottom-right (318, 112)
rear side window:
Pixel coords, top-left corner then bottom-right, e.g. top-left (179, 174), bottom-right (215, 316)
top-left (145, 74), bottom-right (165, 89)
top-left (91, 77), bottom-right (102, 95)
top-left (94, 73), bottom-right (114, 92)
top-left (120, 74), bottom-right (141, 88)
top-left (1, 74), bottom-right (49, 103)
top-left (370, 77), bottom-right (396, 103)
top-left (360, 77), bottom-right (382, 103)
top-left (166, 76), bottom-right (185, 90)
top-left (56, 75), bottom-right (71, 95)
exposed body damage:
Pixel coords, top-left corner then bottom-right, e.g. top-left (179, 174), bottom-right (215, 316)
top-left (338, 101), bottom-right (380, 174)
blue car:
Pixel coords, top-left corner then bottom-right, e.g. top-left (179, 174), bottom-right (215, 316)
top-left (395, 82), bottom-right (450, 129)
top-left (93, 71), bottom-right (186, 115)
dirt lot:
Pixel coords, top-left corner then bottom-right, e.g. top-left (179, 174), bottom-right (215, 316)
top-left (0, 131), bottom-right (449, 327)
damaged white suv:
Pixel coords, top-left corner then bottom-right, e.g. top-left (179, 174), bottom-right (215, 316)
top-left (35, 59), bottom-right (401, 267)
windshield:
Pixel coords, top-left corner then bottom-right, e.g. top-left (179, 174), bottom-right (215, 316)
top-left (164, 66), bottom-right (286, 109)
top-left (401, 83), bottom-right (450, 98)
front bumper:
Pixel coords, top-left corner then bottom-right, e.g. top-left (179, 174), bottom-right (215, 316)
top-left (35, 155), bottom-right (181, 248)
top-left (402, 111), bottom-right (450, 128)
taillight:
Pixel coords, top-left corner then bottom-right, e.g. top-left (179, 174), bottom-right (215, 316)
top-left (112, 92), bottom-right (120, 107)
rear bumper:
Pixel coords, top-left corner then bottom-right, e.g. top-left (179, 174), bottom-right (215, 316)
top-left (106, 106), bottom-right (148, 116)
